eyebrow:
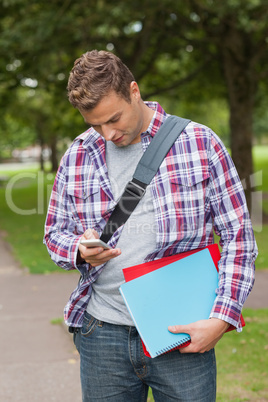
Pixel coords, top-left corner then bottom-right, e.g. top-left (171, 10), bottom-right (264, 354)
top-left (86, 111), bottom-right (122, 127)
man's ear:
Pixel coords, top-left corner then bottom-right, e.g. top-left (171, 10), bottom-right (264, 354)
top-left (130, 81), bottom-right (141, 101)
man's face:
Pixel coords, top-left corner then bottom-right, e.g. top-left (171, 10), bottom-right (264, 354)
top-left (79, 82), bottom-right (151, 147)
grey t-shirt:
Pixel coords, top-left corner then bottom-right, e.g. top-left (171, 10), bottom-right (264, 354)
top-left (86, 140), bottom-right (157, 325)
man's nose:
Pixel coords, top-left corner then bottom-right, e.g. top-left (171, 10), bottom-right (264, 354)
top-left (101, 125), bottom-right (116, 141)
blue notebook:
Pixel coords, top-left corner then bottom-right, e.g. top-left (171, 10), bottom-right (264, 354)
top-left (119, 248), bottom-right (219, 358)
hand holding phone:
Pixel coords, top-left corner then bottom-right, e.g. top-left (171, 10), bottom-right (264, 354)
top-left (78, 229), bottom-right (121, 267)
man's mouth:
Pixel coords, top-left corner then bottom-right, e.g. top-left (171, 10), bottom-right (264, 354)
top-left (112, 135), bottom-right (124, 144)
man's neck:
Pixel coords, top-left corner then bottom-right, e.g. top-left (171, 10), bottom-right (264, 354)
top-left (141, 101), bottom-right (155, 133)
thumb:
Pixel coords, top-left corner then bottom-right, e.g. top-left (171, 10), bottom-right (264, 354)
top-left (168, 324), bottom-right (191, 334)
top-left (84, 229), bottom-right (99, 240)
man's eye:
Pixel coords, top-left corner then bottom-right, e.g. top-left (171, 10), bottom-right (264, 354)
top-left (111, 117), bottom-right (119, 123)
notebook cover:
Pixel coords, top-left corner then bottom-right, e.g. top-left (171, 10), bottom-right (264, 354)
top-left (122, 244), bottom-right (245, 358)
top-left (120, 248), bottom-right (219, 358)
top-left (123, 244), bottom-right (220, 282)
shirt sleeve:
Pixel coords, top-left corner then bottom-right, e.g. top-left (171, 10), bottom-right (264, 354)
top-left (43, 157), bottom-right (89, 276)
top-left (208, 132), bottom-right (258, 331)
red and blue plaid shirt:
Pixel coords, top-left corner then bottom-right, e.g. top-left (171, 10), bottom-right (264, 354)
top-left (44, 102), bottom-right (257, 330)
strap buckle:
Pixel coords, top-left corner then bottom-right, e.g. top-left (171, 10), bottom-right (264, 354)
top-left (68, 326), bottom-right (80, 334)
top-left (124, 180), bottom-right (146, 200)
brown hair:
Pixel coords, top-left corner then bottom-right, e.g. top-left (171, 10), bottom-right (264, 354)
top-left (67, 50), bottom-right (135, 110)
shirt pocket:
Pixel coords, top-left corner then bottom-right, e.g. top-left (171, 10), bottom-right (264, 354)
top-left (168, 170), bottom-right (210, 234)
top-left (66, 180), bottom-right (101, 231)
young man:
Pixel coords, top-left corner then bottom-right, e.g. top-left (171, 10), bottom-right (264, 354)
top-left (44, 50), bottom-right (257, 401)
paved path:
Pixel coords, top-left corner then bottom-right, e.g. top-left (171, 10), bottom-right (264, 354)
top-left (0, 233), bottom-right (267, 401)
top-left (0, 235), bottom-right (82, 402)
top-left (244, 270), bottom-right (268, 309)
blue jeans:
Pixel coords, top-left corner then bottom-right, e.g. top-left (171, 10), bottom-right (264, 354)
top-left (73, 312), bottom-right (216, 401)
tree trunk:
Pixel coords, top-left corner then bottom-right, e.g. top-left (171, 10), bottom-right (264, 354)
top-left (221, 27), bottom-right (257, 214)
top-left (37, 130), bottom-right (45, 172)
top-left (50, 135), bottom-right (58, 172)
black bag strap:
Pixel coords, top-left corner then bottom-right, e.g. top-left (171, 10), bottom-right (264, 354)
top-left (100, 115), bottom-right (190, 243)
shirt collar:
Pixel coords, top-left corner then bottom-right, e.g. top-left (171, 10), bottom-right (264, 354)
top-left (143, 102), bottom-right (168, 138)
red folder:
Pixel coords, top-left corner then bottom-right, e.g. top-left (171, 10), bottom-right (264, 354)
top-left (122, 244), bottom-right (245, 358)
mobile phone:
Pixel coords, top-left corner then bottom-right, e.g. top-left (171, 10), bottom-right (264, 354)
top-left (80, 239), bottom-right (112, 249)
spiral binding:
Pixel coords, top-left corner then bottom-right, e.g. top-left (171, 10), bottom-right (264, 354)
top-left (155, 336), bottom-right (190, 356)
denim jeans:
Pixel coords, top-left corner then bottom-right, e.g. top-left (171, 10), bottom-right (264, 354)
top-left (73, 312), bottom-right (216, 402)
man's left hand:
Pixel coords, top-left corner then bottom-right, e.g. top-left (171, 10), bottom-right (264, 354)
top-left (168, 318), bottom-right (230, 354)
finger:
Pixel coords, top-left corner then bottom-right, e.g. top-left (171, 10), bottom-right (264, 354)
top-left (180, 341), bottom-right (214, 354)
top-left (85, 248), bottom-right (121, 266)
top-left (179, 344), bottom-right (195, 354)
top-left (80, 246), bottom-right (103, 258)
top-left (79, 245), bottom-right (104, 262)
top-left (168, 325), bottom-right (191, 334)
top-left (90, 248), bottom-right (120, 260)
top-left (180, 333), bottom-right (223, 354)
top-left (84, 229), bottom-right (99, 240)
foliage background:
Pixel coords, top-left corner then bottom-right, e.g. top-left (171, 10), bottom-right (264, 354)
top-left (0, 1), bottom-right (267, 400)
top-left (1, 0), bottom-right (268, 173)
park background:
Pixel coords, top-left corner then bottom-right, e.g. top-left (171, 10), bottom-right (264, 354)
top-left (0, 1), bottom-right (267, 401)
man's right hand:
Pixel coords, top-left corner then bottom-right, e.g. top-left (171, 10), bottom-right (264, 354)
top-left (78, 229), bottom-right (121, 267)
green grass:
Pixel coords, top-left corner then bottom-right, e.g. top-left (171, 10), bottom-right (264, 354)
top-left (253, 146), bottom-right (268, 193)
top-left (254, 225), bottom-right (268, 269)
top-left (50, 317), bottom-right (64, 325)
top-left (0, 168), bottom-right (59, 273)
top-left (216, 308), bottom-right (268, 401)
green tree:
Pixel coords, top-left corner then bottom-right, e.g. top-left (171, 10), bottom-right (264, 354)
top-left (180, 0), bottom-right (268, 210)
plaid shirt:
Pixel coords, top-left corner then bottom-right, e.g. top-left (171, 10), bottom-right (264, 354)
top-left (44, 102), bottom-right (257, 330)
